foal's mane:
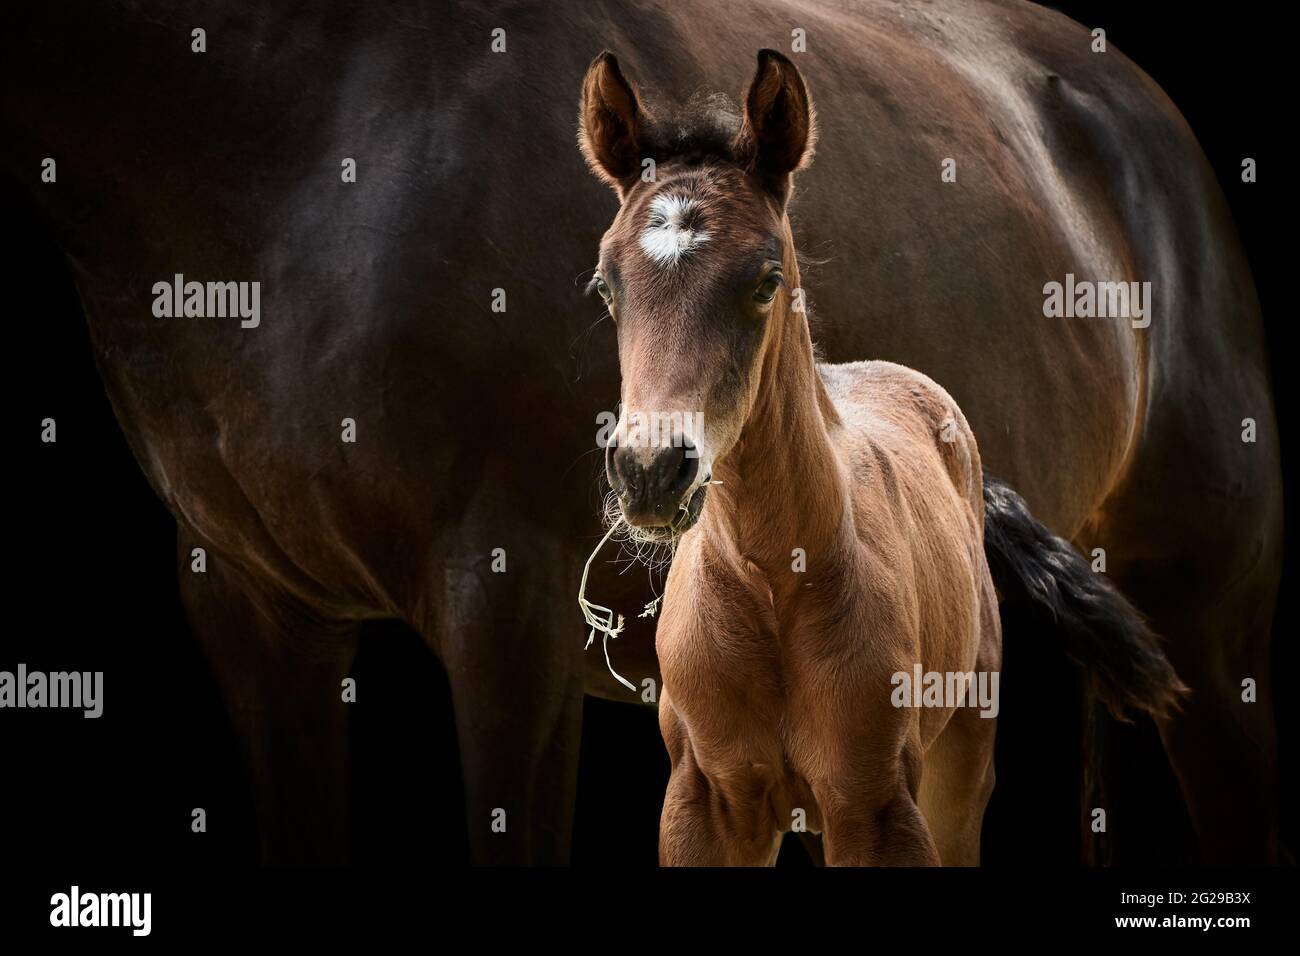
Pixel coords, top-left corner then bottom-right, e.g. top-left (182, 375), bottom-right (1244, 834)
top-left (635, 90), bottom-right (744, 168)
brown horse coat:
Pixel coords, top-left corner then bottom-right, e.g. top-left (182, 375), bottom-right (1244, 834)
top-left (657, 359), bottom-right (1001, 865)
top-left (3, 0), bottom-right (1278, 863)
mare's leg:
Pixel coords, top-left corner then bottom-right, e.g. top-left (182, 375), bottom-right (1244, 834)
top-left (178, 528), bottom-right (360, 864)
top-left (1143, 591), bottom-right (1279, 863)
top-left (434, 535), bottom-right (585, 864)
top-left (1092, 410), bottom-right (1283, 863)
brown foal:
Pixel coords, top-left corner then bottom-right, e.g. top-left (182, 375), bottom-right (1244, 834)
top-left (580, 49), bottom-right (998, 865)
top-left (579, 49), bottom-right (1183, 866)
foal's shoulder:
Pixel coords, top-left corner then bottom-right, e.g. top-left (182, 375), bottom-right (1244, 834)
top-left (818, 359), bottom-right (982, 500)
top-left (818, 360), bottom-right (956, 427)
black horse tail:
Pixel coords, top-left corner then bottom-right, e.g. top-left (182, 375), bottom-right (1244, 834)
top-left (982, 472), bottom-right (1187, 722)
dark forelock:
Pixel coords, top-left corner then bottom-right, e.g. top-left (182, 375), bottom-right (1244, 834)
top-left (636, 91), bottom-right (744, 167)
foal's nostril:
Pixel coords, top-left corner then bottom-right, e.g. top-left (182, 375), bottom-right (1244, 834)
top-left (649, 440), bottom-right (698, 516)
top-left (672, 438), bottom-right (699, 494)
top-left (607, 439), bottom-right (637, 501)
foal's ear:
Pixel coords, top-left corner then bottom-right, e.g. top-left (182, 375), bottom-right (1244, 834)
top-left (579, 51), bottom-right (647, 197)
top-left (736, 49), bottom-right (817, 203)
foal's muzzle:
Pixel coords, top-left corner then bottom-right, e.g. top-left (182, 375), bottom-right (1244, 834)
top-left (606, 433), bottom-right (700, 527)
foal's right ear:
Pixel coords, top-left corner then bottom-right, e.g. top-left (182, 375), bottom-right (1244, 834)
top-left (578, 51), bottom-right (646, 198)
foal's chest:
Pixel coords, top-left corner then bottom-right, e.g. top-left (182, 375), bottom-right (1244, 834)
top-left (660, 614), bottom-right (828, 832)
top-left (659, 574), bottom-right (816, 756)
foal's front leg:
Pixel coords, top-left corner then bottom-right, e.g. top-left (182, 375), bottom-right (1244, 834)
top-left (658, 697), bottom-right (782, 866)
top-left (815, 749), bottom-right (942, 866)
top-left (659, 762), bottom-right (784, 866)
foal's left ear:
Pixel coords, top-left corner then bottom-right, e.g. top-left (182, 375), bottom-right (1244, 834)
top-left (736, 50), bottom-right (817, 204)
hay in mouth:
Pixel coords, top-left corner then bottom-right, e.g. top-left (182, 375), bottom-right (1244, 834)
top-left (577, 484), bottom-right (709, 693)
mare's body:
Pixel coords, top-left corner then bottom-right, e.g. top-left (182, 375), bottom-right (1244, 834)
top-left (4, 0), bottom-right (1278, 862)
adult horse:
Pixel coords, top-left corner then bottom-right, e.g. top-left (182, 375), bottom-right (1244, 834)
top-left (3, 0), bottom-right (1279, 864)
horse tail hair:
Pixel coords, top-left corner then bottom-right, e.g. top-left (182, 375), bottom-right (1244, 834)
top-left (981, 471), bottom-right (1188, 722)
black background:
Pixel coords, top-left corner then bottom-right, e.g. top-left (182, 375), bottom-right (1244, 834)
top-left (3, 1), bottom-right (1289, 876)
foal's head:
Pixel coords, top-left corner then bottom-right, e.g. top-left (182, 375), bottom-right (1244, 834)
top-left (579, 50), bottom-right (816, 544)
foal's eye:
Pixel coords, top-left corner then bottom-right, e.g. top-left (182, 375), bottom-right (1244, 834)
top-left (594, 277), bottom-right (612, 301)
top-left (754, 274), bottom-right (782, 304)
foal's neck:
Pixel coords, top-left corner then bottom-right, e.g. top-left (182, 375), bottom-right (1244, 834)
top-left (703, 283), bottom-right (850, 597)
